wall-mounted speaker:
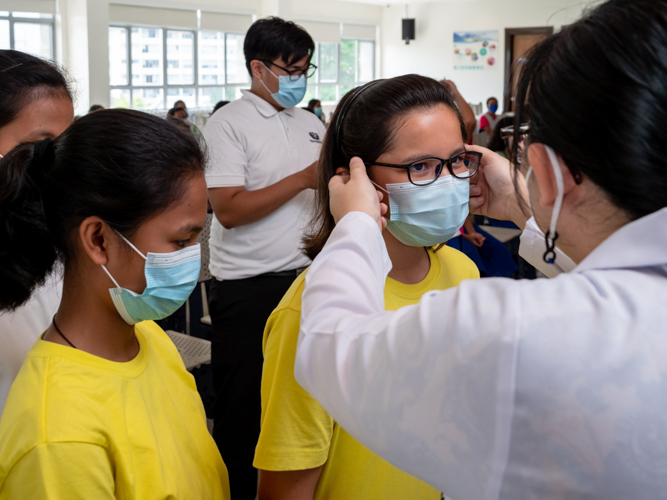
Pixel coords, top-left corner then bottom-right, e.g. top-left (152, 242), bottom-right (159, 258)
top-left (402, 18), bottom-right (415, 45)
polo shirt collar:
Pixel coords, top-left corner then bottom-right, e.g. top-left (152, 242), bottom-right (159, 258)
top-left (241, 89), bottom-right (296, 118)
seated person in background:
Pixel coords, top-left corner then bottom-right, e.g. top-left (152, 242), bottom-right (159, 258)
top-left (479, 96), bottom-right (499, 137)
top-left (168, 106), bottom-right (188, 120)
top-left (173, 99), bottom-right (189, 117)
top-left (306, 99), bottom-right (324, 123)
top-left (88, 104), bottom-right (104, 113)
top-left (447, 214), bottom-right (518, 278)
top-left (212, 100), bottom-right (230, 115)
top-left (254, 74), bottom-right (479, 500)
top-left (0, 110), bottom-right (229, 499)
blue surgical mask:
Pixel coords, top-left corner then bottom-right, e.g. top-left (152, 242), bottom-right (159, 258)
top-left (489, 104), bottom-right (498, 114)
top-left (314, 107), bottom-right (323, 117)
top-left (373, 176), bottom-right (470, 247)
top-left (261, 63), bottom-right (307, 108)
top-left (102, 233), bottom-right (201, 325)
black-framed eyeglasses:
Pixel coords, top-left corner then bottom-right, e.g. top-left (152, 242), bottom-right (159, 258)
top-left (364, 151), bottom-right (482, 186)
top-left (262, 60), bottom-right (318, 80)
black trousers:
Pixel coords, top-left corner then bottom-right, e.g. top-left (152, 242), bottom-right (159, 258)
top-left (209, 274), bottom-right (297, 500)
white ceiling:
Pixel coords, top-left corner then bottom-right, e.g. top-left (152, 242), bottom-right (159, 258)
top-left (336, 0), bottom-right (474, 5)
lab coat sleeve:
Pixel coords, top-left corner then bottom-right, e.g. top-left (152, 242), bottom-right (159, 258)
top-left (519, 217), bottom-right (576, 277)
top-left (295, 212), bottom-right (522, 499)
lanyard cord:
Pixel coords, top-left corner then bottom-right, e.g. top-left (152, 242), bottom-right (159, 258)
top-left (52, 315), bottom-right (77, 349)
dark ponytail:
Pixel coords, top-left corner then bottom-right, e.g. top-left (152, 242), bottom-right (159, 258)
top-left (0, 109), bottom-right (205, 311)
top-left (512, 0), bottom-right (667, 219)
top-left (0, 50), bottom-right (73, 129)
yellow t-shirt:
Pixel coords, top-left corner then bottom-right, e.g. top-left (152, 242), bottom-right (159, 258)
top-left (254, 246), bottom-right (479, 499)
top-left (0, 321), bottom-right (230, 500)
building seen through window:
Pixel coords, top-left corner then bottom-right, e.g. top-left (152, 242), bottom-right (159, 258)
top-left (0, 11), bottom-right (55, 60)
top-left (109, 24), bottom-right (375, 110)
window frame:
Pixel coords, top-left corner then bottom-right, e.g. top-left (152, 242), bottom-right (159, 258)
top-left (308, 38), bottom-right (375, 105)
top-left (109, 23), bottom-right (248, 110)
top-left (1, 11), bottom-right (56, 59)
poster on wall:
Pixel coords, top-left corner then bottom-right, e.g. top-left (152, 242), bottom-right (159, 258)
top-left (453, 30), bottom-right (499, 70)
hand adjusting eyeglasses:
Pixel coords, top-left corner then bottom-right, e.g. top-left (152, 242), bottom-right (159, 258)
top-left (364, 150), bottom-right (482, 186)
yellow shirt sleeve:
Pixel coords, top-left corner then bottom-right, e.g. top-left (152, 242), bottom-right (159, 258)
top-left (0, 442), bottom-right (115, 499)
top-left (254, 306), bottom-right (334, 471)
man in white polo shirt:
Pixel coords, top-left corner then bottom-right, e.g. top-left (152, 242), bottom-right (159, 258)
top-left (202, 17), bottom-right (324, 500)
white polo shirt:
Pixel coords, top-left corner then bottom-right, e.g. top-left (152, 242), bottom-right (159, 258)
top-left (203, 89), bottom-right (325, 281)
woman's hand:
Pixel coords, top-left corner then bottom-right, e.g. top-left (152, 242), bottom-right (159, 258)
top-left (329, 157), bottom-right (388, 231)
top-left (467, 145), bottom-right (530, 230)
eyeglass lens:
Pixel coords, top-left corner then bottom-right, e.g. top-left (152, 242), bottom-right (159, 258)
top-left (407, 153), bottom-right (479, 185)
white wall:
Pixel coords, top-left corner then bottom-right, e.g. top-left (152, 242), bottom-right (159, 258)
top-left (380, 0), bottom-right (590, 109)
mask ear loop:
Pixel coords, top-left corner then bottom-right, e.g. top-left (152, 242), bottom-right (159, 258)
top-left (543, 145), bottom-right (564, 267)
top-left (101, 231), bottom-right (147, 288)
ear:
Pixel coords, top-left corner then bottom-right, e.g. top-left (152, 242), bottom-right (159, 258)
top-left (526, 143), bottom-right (579, 208)
top-left (78, 216), bottom-right (114, 266)
top-left (335, 167), bottom-right (349, 176)
top-left (250, 60), bottom-right (265, 81)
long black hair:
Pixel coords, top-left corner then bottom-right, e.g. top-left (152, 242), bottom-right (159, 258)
top-left (0, 109), bottom-right (205, 311)
top-left (0, 50), bottom-right (73, 129)
top-left (303, 74), bottom-right (466, 260)
top-left (512, 0), bottom-right (667, 219)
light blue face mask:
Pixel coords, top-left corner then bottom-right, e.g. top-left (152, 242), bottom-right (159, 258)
top-left (373, 176), bottom-right (470, 247)
top-left (102, 234), bottom-right (201, 325)
top-left (314, 107), bottom-right (323, 117)
top-left (261, 63), bottom-right (307, 108)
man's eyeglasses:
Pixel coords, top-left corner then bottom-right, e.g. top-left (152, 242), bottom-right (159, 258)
top-left (262, 60), bottom-right (318, 81)
top-left (364, 151), bottom-right (482, 187)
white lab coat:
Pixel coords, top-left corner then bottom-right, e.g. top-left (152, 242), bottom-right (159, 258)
top-left (295, 208), bottom-right (667, 500)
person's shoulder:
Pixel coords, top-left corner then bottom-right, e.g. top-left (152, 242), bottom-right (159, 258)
top-left (273, 269), bottom-right (308, 315)
top-left (205, 99), bottom-right (252, 127)
top-left (433, 245), bottom-right (481, 281)
top-left (263, 270), bottom-right (308, 350)
top-left (293, 107), bottom-right (324, 127)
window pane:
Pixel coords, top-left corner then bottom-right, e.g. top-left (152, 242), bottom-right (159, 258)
top-left (319, 85), bottom-right (337, 103)
top-left (339, 84), bottom-right (355, 99)
top-left (109, 27), bottom-right (128, 86)
top-left (167, 30), bottom-right (194, 85)
top-left (226, 87), bottom-right (244, 101)
top-left (131, 27), bottom-right (163, 86)
top-left (132, 88), bottom-right (164, 110)
top-left (166, 88), bottom-right (195, 109)
top-left (110, 88), bottom-right (131, 108)
top-left (311, 44), bottom-right (319, 82)
top-left (319, 43), bottom-right (338, 83)
top-left (12, 12), bottom-right (41, 19)
top-left (199, 87), bottom-right (225, 108)
top-left (0, 20), bottom-right (9, 49)
top-left (299, 85), bottom-right (317, 108)
top-left (0, 12), bottom-right (9, 17)
top-left (14, 22), bottom-right (53, 59)
top-left (198, 31), bottom-right (225, 85)
top-left (226, 33), bottom-right (248, 84)
top-left (339, 40), bottom-right (355, 85)
top-left (359, 41), bottom-right (374, 82)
